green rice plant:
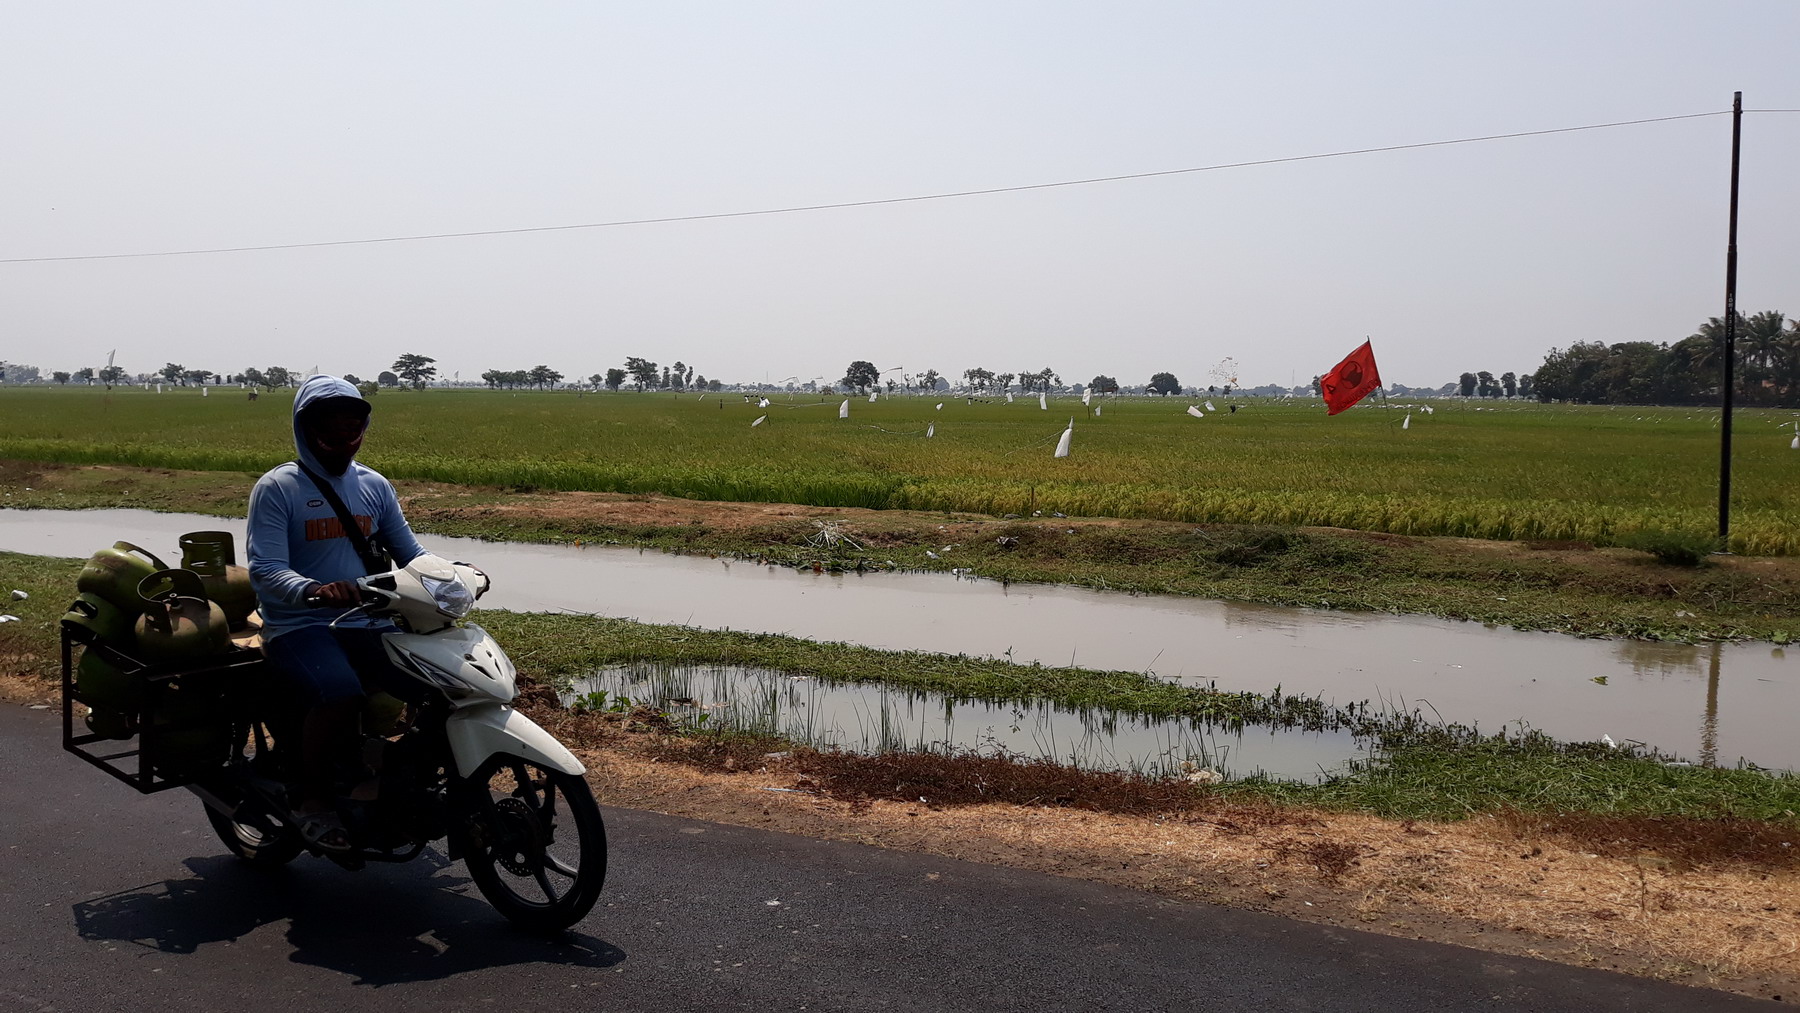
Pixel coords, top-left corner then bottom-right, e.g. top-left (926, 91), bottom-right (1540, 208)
top-left (4, 387), bottom-right (1797, 553)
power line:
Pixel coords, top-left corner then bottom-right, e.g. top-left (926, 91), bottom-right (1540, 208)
top-left (0, 109), bottom-right (1731, 265)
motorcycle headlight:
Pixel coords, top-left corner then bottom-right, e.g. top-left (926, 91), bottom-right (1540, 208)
top-left (419, 574), bottom-right (475, 618)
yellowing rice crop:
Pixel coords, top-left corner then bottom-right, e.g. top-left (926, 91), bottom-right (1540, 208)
top-left (2, 386), bottom-right (1797, 554)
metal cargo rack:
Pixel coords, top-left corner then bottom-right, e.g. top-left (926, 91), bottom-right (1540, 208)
top-left (60, 625), bottom-right (268, 794)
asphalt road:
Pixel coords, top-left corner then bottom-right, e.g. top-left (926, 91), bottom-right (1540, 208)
top-left (0, 703), bottom-right (1777, 1011)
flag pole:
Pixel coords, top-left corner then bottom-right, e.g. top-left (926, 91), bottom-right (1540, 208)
top-left (1716, 91), bottom-right (1742, 552)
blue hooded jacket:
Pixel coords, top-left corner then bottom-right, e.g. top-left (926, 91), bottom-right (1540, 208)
top-left (246, 375), bottom-right (427, 639)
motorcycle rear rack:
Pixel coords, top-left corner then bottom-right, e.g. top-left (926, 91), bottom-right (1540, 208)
top-left (60, 626), bottom-right (268, 794)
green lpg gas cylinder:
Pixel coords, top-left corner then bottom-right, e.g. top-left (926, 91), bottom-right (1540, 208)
top-left (200, 566), bottom-right (256, 631)
top-left (179, 532), bottom-right (257, 631)
top-left (75, 648), bottom-right (143, 713)
top-left (177, 531), bottom-right (235, 572)
top-left (206, 568), bottom-right (255, 629)
top-left (83, 706), bottom-right (135, 740)
top-left (145, 707), bottom-right (231, 778)
top-left (61, 593), bottom-right (132, 645)
top-left (77, 542), bottom-right (168, 615)
top-left (133, 570), bottom-right (230, 661)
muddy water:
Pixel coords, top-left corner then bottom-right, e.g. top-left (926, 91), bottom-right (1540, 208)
top-left (568, 663), bottom-right (1367, 783)
top-left (5, 508), bottom-right (1795, 769)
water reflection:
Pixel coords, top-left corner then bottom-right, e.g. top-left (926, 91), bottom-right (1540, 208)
top-left (5, 508), bottom-right (1796, 769)
top-left (566, 663), bottom-right (1371, 783)
top-left (1612, 639), bottom-right (1704, 680)
top-left (1701, 643), bottom-right (1721, 769)
top-left (1218, 599), bottom-right (1313, 633)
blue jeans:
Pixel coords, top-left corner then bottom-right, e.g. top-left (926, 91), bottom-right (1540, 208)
top-left (264, 624), bottom-right (418, 709)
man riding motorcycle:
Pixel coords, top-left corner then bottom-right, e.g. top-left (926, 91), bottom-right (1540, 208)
top-left (246, 374), bottom-right (429, 851)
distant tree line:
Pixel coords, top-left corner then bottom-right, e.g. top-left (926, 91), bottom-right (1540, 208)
top-left (835, 362), bottom-right (1203, 396)
top-left (1454, 371), bottom-right (1533, 399)
top-left (1532, 311), bottom-right (1799, 405)
top-left (614, 357), bottom-right (713, 391)
top-left (481, 365), bottom-right (565, 389)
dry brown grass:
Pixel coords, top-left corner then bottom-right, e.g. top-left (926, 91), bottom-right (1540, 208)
top-left (0, 626), bottom-right (56, 684)
top-left (1495, 810), bottom-right (1800, 872)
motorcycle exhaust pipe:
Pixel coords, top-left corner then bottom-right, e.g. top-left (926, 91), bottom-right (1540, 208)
top-left (186, 782), bottom-right (243, 820)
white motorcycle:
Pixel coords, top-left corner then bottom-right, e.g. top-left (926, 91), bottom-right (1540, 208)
top-left (188, 553), bottom-right (606, 932)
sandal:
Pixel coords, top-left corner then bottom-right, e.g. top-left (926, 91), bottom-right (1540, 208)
top-left (296, 809), bottom-right (352, 853)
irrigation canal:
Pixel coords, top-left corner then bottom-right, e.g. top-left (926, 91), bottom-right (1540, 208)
top-left (5, 508), bottom-right (1794, 774)
top-left (566, 662), bottom-right (1368, 782)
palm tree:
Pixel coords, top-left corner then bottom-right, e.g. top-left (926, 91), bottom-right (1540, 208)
top-left (1740, 311), bottom-right (1787, 400)
top-left (1686, 315), bottom-right (1729, 370)
top-left (1778, 317), bottom-right (1800, 400)
top-left (1744, 311), bottom-right (1786, 368)
top-left (1685, 313), bottom-right (1751, 392)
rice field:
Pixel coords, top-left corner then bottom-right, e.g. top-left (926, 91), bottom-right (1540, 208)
top-left (3, 385), bottom-right (1798, 553)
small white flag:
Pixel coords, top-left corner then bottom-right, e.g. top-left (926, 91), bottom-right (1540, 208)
top-left (935, 403), bottom-right (943, 411)
top-left (1204, 401), bottom-right (1215, 412)
top-left (869, 391), bottom-right (878, 402)
top-left (759, 397), bottom-right (770, 407)
top-left (1038, 392), bottom-right (1047, 410)
top-left (752, 415), bottom-right (767, 427)
top-left (1187, 405), bottom-right (1204, 418)
top-left (1402, 414), bottom-right (1411, 430)
top-left (1006, 392), bottom-right (1014, 403)
top-left (202, 387), bottom-right (208, 397)
top-left (1082, 389), bottom-right (1092, 406)
top-left (926, 423), bottom-right (935, 438)
top-left (1094, 406), bottom-right (1101, 417)
top-left (839, 400), bottom-right (850, 419)
top-left (1054, 419), bottom-right (1073, 458)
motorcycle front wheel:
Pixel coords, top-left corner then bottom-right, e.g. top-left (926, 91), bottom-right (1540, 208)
top-left (458, 753), bottom-right (607, 933)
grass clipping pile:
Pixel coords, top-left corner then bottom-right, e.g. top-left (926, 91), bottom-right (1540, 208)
top-left (516, 683), bottom-right (1800, 1000)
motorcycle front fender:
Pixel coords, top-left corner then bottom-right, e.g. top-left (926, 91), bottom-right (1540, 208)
top-left (446, 704), bottom-right (585, 779)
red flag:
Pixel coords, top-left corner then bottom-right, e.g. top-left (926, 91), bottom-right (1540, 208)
top-left (1320, 341), bottom-right (1381, 416)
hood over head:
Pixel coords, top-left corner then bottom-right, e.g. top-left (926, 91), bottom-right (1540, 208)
top-left (292, 374), bottom-right (370, 476)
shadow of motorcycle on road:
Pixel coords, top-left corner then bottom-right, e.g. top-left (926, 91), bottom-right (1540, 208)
top-left (71, 850), bottom-right (626, 986)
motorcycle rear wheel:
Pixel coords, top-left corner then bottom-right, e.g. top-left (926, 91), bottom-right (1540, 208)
top-left (459, 753), bottom-right (606, 933)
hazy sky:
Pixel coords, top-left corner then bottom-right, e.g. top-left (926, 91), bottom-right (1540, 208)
top-left (3, 2), bottom-right (1797, 389)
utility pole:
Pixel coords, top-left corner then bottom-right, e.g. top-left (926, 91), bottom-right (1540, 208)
top-left (1717, 91), bottom-right (1743, 551)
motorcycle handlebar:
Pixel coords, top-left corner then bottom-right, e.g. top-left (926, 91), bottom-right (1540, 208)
top-left (300, 562), bottom-right (490, 608)
top-left (302, 590), bottom-right (384, 609)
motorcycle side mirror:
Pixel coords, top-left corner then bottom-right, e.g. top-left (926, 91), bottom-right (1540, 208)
top-left (451, 562), bottom-right (491, 598)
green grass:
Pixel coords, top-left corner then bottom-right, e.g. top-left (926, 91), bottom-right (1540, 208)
top-left (1232, 734), bottom-right (1800, 824)
top-left (0, 552), bottom-right (76, 681)
top-left (476, 610), bottom-right (1364, 730)
top-left (3, 386), bottom-right (1798, 552)
top-left (8, 547), bottom-right (1798, 825)
top-left (12, 459), bottom-right (1800, 642)
top-left (494, 606), bottom-right (1800, 825)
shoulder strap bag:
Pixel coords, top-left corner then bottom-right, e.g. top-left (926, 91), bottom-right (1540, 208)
top-left (293, 461), bottom-right (391, 575)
